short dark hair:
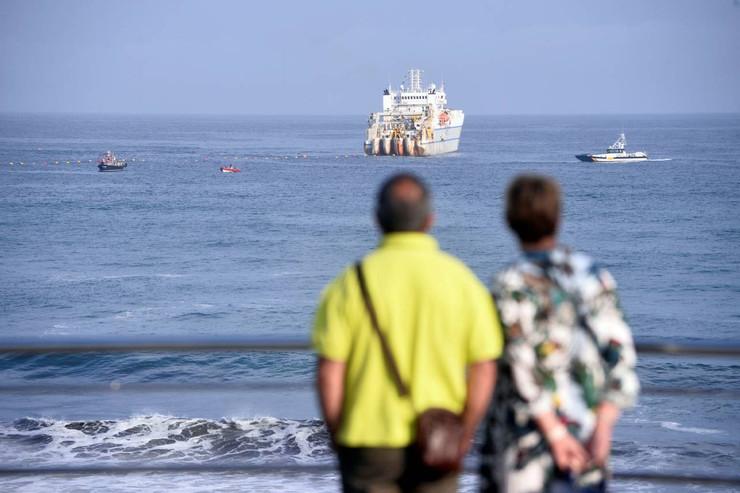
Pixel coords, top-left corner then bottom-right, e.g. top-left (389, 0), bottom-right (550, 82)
top-left (376, 173), bottom-right (431, 233)
top-left (505, 174), bottom-right (561, 243)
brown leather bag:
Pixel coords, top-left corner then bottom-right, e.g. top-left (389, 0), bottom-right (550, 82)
top-left (416, 408), bottom-right (465, 470)
top-left (354, 262), bottom-right (464, 472)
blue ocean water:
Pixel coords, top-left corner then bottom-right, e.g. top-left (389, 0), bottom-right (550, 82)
top-left (0, 114), bottom-right (738, 492)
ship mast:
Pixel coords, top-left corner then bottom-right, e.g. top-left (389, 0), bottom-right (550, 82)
top-left (407, 69), bottom-right (422, 92)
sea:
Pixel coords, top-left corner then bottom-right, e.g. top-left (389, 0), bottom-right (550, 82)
top-left (0, 114), bottom-right (738, 492)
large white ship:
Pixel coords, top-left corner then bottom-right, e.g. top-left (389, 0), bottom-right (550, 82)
top-left (364, 69), bottom-right (464, 156)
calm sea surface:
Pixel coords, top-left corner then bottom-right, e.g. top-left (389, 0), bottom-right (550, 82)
top-left (0, 114), bottom-right (738, 492)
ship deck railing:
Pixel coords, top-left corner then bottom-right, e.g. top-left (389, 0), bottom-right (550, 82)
top-left (0, 337), bottom-right (738, 488)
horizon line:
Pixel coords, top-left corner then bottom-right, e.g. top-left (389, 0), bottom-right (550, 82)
top-left (1, 111), bottom-right (739, 118)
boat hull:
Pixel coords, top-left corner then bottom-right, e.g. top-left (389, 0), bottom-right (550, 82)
top-left (381, 138), bottom-right (392, 156)
top-left (393, 137), bottom-right (404, 156)
top-left (403, 137), bottom-right (416, 156)
top-left (98, 164), bottom-right (127, 172)
top-left (416, 123), bottom-right (463, 156)
top-left (576, 154), bottom-right (648, 163)
top-left (364, 130), bottom-right (462, 156)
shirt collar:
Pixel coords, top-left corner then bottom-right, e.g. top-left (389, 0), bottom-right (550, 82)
top-left (523, 249), bottom-right (554, 262)
top-left (379, 232), bottom-right (439, 250)
top-left (522, 246), bottom-right (571, 268)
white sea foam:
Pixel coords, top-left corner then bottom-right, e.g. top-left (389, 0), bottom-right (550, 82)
top-left (51, 272), bottom-right (187, 283)
top-left (43, 325), bottom-right (73, 335)
top-left (660, 421), bottom-right (722, 435)
top-left (0, 415), bottom-right (331, 466)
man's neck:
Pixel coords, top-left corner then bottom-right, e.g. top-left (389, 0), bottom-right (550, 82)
top-left (521, 236), bottom-right (556, 253)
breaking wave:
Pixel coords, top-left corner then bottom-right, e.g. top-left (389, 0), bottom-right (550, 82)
top-left (0, 415), bottom-right (332, 466)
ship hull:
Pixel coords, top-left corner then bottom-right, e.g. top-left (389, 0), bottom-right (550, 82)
top-left (98, 164), bottom-right (127, 172)
top-left (381, 138), bottom-right (392, 156)
top-left (576, 154), bottom-right (648, 163)
top-left (364, 128), bottom-right (463, 156)
top-left (417, 123), bottom-right (463, 156)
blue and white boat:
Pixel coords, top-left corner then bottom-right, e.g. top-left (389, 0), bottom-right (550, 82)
top-left (576, 133), bottom-right (648, 163)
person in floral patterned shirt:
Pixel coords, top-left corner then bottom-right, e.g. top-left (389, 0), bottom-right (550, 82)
top-left (479, 175), bottom-right (639, 493)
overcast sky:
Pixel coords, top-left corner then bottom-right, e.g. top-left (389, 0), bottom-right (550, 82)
top-left (1, 0), bottom-right (738, 114)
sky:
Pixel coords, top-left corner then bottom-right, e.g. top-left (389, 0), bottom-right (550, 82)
top-left (1, 0), bottom-right (739, 115)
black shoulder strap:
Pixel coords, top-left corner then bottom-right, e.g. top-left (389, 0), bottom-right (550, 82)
top-left (354, 262), bottom-right (410, 398)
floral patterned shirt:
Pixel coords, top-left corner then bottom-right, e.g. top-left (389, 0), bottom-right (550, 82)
top-left (492, 246), bottom-right (639, 441)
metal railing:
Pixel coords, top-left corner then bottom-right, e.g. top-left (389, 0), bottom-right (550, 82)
top-left (0, 463), bottom-right (738, 487)
top-left (1, 337), bottom-right (739, 487)
top-left (1, 336), bottom-right (738, 356)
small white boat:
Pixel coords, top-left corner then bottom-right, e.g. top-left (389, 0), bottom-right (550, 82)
top-left (576, 133), bottom-right (647, 163)
top-left (220, 166), bottom-right (240, 173)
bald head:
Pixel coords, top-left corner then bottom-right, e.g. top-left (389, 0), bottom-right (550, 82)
top-left (376, 173), bottom-right (432, 234)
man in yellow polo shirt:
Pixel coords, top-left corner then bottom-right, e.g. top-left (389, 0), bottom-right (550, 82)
top-left (313, 172), bottom-right (503, 492)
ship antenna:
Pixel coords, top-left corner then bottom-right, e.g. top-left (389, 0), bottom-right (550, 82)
top-left (408, 68), bottom-right (422, 92)
top-left (621, 124), bottom-right (625, 147)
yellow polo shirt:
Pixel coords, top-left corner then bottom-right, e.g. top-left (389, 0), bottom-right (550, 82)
top-left (312, 232), bottom-right (503, 447)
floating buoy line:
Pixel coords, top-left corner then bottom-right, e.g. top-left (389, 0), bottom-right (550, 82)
top-left (1, 152), bottom-right (371, 168)
top-left (200, 153), bottom-right (357, 161)
top-left (2, 158), bottom-right (145, 166)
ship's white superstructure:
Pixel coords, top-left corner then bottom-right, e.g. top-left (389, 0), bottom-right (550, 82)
top-left (364, 69), bottom-right (464, 156)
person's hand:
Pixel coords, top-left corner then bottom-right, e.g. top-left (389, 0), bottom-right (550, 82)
top-left (536, 413), bottom-right (590, 473)
top-left (547, 426), bottom-right (590, 474)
